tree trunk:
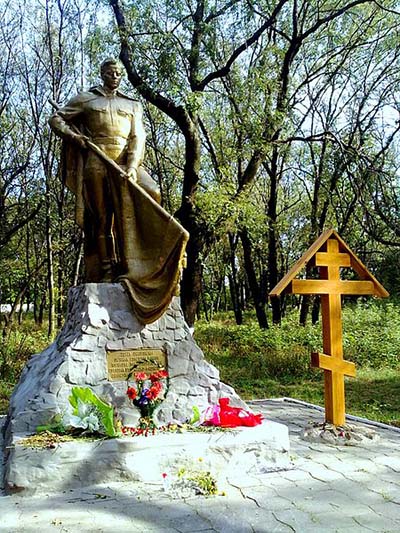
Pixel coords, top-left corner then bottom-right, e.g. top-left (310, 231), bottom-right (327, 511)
top-left (73, 233), bottom-right (84, 287)
top-left (240, 229), bottom-right (268, 329)
top-left (267, 152), bottom-right (281, 324)
top-left (311, 296), bottom-right (320, 324)
top-left (299, 296), bottom-right (310, 326)
top-left (176, 121), bottom-right (205, 327)
top-left (227, 233), bottom-right (243, 325)
top-left (46, 207), bottom-right (55, 339)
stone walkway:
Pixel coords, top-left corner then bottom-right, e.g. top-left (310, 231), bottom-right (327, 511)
top-left (1, 398), bottom-right (400, 532)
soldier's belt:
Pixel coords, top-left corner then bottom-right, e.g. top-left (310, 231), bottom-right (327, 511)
top-left (91, 137), bottom-right (128, 146)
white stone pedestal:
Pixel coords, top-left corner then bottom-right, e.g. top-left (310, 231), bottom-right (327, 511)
top-left (3, 283), bottom-right (290, 495)
top-left (5, 420), bottom-right (290, 495)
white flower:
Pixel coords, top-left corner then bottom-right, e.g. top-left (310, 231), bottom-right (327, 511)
top-left (63, 399), bottom-right (100, 432)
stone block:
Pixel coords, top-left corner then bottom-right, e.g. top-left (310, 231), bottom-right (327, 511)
top-left (158, 316), bottom-right (166, 330)
top-left (195, 360), bottom-right (220, 380)
top-left (167, 356), bottom-right (190, 378)
top-left (81, 324), bottom-right (100, 336)
top-left (166, 315), bottom-right (175, 329)
top-left (70, 350), bottom-right (95, 363)
top-left (67, 360), bottom-right (89, 384)
top-left (85, 360), bottom-right (107, 386)
top-left (146, 321), bottom-right (160, 332)
top-left (173, 339), bottom-right (191, 360)
top-left (197, 372), bottom-right (219, 389)
top-left (174, 328), bottom-right (186, 341)
top-left (110, 309), bottom-right (140, 330)
top-left (87, 303), bottom-right (110, 328)
top-left (122, 337), bottom-right (143, 349)
top-left (48, 376), bottom-right (64, 395)
top-left (105, 339), bottom-right (125, 351)
top-left (140, 329), bottom-right (153, 340)
top-left (96, 335), bottom-right (108, 348)
top-left (170, 378), bottom-right (191, 395)
top-left (70, 334), bottom-right (98, 352)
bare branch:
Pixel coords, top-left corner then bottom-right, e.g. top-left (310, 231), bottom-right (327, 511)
top-left (204, 0), bottom-right (242, 23)
top-left (197, 0), bottom-right (289, 90)
top-left (109, 0), bottom-right (190, 132)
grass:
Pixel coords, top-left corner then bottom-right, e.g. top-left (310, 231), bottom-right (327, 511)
top-left (0, 381), bottom-right (14, 415)
top-left (1, 302), bottom-right (399, 427)
top-left (194, 302), bottom-right (400, 427)
top-left (0, 317), bottom-right (50, 414)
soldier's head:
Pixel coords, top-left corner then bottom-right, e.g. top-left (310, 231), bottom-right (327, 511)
top-left (100, 58), bottom-right (123, 91)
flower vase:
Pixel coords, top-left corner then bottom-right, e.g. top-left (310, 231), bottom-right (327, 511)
top-left (140, 404), bottom-right (152, 418)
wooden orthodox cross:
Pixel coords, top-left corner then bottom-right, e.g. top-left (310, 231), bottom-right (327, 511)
top-left (270, 230), bottom-right (389, 426)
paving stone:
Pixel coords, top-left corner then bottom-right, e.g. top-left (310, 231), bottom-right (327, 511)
top-left (272, 507), bottom-right (322, 531)
top-left (374, 456), bottom-right (400, 471)
top-left (313, 511), bottom-right (372, 532)
top-left (243, 492), bottom-right (295, 512)
top-left (367, 481), bottom-right (400, 504)
top-left (378, 473), bottom-right (400, 487)
top-left (352, 511), bottom-right (400, 532)
top-left (2, 397), bottom-right (400, 532)
top-left (303, 464), bottom-right (346, 483)
top-left (292, 494), bottom-right (335, 514)
top-left (369, 501), bottom-right (400, 521)
top-left (281, 469), bottom-right (313, 482)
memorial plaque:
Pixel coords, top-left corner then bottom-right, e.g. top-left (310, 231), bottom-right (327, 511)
top-left (107, 348), bottom-right (167, 381)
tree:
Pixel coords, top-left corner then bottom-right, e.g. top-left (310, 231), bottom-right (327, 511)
top-left (109, 0), bottom-right (289, 326)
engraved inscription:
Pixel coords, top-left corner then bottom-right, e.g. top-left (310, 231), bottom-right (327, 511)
top-left (107, 348), bottom-right (167, 381)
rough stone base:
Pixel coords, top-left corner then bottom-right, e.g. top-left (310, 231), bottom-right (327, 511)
top-left (5, 420), bottom-right (290, 495)
top-left (302, 421), bottom-right (379, 446)
top-left (4, 284), bottom-right (247, 441)
top-left (3, 283), bottom-right (265, 493)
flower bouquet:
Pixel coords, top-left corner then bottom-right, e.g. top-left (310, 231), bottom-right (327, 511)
top-left (126, 369), bottom-right (168, 420)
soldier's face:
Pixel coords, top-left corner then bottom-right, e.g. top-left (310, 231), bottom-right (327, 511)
top-left (102, 66), bottom-right (122, 90)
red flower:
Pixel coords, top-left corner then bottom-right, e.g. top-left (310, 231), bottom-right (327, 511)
top-left (134, 372), bottom-right (148, 382)
top-left (152, 381), bottom-right (163, 394)
top-left (145, 389), bottom-right (155, 400)
top-left (150, 369), bottom-right (168, 382)
top-left (127, 387), bottom-right (137, 400)
top-left (145, 381), bottom-right (163, 400)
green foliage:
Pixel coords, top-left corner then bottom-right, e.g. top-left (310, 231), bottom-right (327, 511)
top-left (176, 466), bottom-right (218, 496)
top-left (195, 302), bottom-right (400, 426)
top-left (69, 387), bottom-right (117, 437)
top-left (196, 303), bottom-right (400, 385)
top-left (343, 302), bottom-right (400, 368)
top-left (36, 414), bottom-right (67, 435)
top-left (187, 470), bottom-right (218, 496)
top-left (195, 313), bottom-right (322, 384)
top-left (0, 323), bottom-right (49, 382)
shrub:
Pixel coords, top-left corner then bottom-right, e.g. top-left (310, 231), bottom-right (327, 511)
top-left (343, 302), bottom-right (400, 368)
top-left (195, 301), bottom-right (400, 391)
top-left (0, 327), bottom-right (49, 383)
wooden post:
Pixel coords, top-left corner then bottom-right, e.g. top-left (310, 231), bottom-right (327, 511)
top-left (318, 239), bottom-right (350, 424)
top-left (295, 239), bottom-right (357, 424)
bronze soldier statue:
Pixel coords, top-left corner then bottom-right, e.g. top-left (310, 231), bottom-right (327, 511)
top-left (50, 59), bottom-right (188, 323)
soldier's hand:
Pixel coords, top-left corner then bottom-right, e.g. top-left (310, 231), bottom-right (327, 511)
top-left (71, 133), bottom-right (89, 149)
top-left (126, 168), bottom-right (138, 183)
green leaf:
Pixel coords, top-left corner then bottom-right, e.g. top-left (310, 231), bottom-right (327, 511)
top-left (189, 405), bottom-right (201, 425)
top-left (69, 387), bottom-right (117, 437)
